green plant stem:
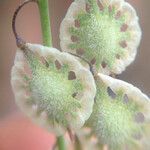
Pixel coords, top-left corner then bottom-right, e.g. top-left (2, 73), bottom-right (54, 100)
top-left (37, 1), bottom-right (66, 150)
top-left (57, 136), bottom-right (66, 150)
top-left (38, 0), bottom-right (52, 47)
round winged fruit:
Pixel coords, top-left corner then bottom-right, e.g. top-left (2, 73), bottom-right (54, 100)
top-left (86, 73), bottom-right (150, 150)
top-left (60, 0), bottom-right (141, 75)
top-left (11, 43), bottom-right (96, 135)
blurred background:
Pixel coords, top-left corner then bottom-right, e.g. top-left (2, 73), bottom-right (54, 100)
top-left (0, 0), bottom-right (149, 119)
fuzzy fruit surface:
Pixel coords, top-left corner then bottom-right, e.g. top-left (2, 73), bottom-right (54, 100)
top-left (25, 52), bottom-right (82, 126)
top-left (69, 0), bottom-right (130, 69)
top-left (87, 85), bottom-right (142, 149)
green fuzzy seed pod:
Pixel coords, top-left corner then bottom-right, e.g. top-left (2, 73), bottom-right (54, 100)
top-left (86, 74), bottom-right (150, 150)
top-left (11, 43), bottom-right (96, 135)
top-left (60, 0), bottom-right (141, 75)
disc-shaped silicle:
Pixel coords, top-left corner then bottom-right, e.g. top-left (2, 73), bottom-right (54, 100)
top-left (60, 0), bottom-right (141, 75)
top-left (11, 43), bottom-right (96, 135)
top-left (86, 74), bottom-right (150, 150)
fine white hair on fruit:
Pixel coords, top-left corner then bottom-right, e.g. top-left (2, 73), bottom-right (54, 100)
top-left (11, 43), bottom-right (96, 135)
top-left (59, 0), bottom-right (142, 75)
top-left (86, 73), bottom-right (150, 150)
top-left (98, 73), bottom-right (150, 121)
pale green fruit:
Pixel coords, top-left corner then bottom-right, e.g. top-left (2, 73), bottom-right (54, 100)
top-left (11, 43), bottom-right (96, 135)
top-left (60, 0), bottom-right (141, 75)
top-left (86, 74), bottom-right (150, 150)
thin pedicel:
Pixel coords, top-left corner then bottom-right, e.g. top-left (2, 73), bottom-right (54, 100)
top-left (12, 0), bottom-right (37, 48)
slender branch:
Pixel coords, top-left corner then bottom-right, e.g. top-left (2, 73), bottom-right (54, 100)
top-left (37, 0), bottom-right (52, 47)
top-left (67, 127), bottom-right (75, 143)
top-left (37, 1), bottom-right (66, 150)
top-left (12, 0), bottom-right (37, 48)
top-left (68, 52), bottom-right (96, 77)
top-left (57, 136), bottom-right (66, 150)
